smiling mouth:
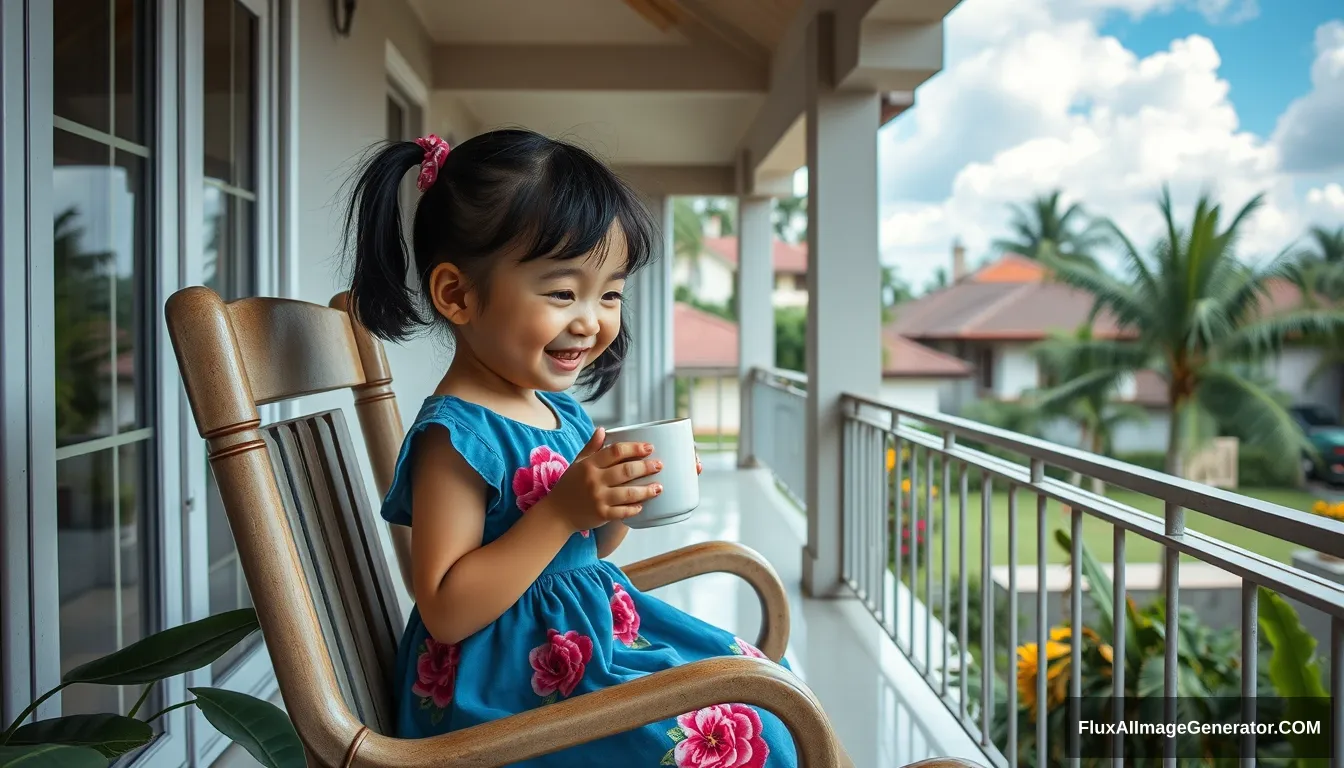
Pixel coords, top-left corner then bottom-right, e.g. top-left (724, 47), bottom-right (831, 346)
top-left (545, 348), bottom-right (590, 362)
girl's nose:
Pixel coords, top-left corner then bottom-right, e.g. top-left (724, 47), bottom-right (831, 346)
top-left (570, 306), bottom-right (600, 336)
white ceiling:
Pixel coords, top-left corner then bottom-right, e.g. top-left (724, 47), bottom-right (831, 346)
top-left (438, 91), bottom-right (766, 167)
top-left (407, 0), bottom-right (690, 45)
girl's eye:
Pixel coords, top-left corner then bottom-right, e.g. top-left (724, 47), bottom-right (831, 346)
top-left (603, 291), bottom-right (624, 301)
top-left (548, 290), bottom-right (575, 301)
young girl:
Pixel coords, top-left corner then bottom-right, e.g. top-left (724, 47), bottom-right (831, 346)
top-left (343, 129), bottom-right (799, 767)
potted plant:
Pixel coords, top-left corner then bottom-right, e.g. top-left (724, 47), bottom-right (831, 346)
top-left (0, 608), bottom-right (303, 768)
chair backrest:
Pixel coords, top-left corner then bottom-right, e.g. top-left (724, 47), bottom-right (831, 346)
top-left (165, 286), bottom-right (411, 765)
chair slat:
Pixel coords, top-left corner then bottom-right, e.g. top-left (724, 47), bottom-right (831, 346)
top-left (229, 298), bottom-right (365, 405)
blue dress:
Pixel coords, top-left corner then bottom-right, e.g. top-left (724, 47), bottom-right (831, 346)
top-left (383, 391), bottom-right (800, 768)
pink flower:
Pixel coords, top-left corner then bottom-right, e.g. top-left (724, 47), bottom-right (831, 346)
top-left (610, 583), bottom-right (641, 645)
top-left (732, 637), bottom-right (767, 660)
top-left (674, 704), bottom-right (769, 768)
top-left (529, 629), bottom-right (593, 699)
top-left (513, 446), bottom-right (590, 537)
top-left (410, 637), bottom-right (460, 709)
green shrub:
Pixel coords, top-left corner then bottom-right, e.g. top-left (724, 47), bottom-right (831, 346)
top-left (1111, 451), bottom-right (1165, 473)
top-left (1238, 445), bottom-right (1301, 488)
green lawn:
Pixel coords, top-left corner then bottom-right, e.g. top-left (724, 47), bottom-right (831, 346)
top-left (903, 486), bottom-right (1314, 580)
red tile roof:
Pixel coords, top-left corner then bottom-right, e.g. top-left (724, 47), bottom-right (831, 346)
top-left (673, 302), bottom-right (970, 379)
top-left (881, 331), bottom-right (973, 378)
top-left (701, 236), bottom-right (808, 274)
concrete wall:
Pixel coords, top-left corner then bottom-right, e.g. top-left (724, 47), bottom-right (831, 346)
top-left (1270, 347), bottom-right (1341, 416)
top-left (992, 343), bottom-right (1039, 400)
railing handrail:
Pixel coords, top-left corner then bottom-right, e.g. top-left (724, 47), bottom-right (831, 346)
top-left (840, 390), bottom-right (1344, 560)
top-left (672, 366), bottom-right (740, 378)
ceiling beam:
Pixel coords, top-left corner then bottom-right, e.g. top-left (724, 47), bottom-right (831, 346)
top-left (664, 0), bottom-right (770, 65)
top-left (431, 44), bottom-right (768, 92)
top-left (616, 165), bottom-right (738, 197)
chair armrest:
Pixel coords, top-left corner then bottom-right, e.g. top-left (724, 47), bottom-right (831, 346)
top-left (621, 541), bottom-right (790, 662)
top-left (353, 656), bottom-right (841, 768)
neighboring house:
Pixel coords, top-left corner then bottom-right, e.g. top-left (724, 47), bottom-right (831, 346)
top-left (674, 302), bottom-right (972, 436)
top-left (889, 251), bottom-right (1343, 453)
top-left (673, 223), bottom-right (809, 309)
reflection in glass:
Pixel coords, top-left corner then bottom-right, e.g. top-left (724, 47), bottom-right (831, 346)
top-left (204, 0), bottom-right (259, 188)
top-left (114, 0), bottom-right (147, 143)
top-left (53, 0), bottom-right (111, 133)
top-left (57, 443), bottom-right (159, 722)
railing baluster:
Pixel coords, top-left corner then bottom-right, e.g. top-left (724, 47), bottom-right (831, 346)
top-left (1164, 500), bottom-right (1183, 768)
top-left (1241, 580), bottom-right (1257, 768)
top-left (1070, 507), bottom-right (1082, 768)
top-left (894, 435), bottom-right (905, 653)
top-left (1113, 527), bottom-right (1126, 768)
top-left (866, 424), bottom-right (876, 610)
top-left (1333, 617), bottom-right (1343, 768)
top-left (925, 446), bottom-right (934, 678)
top-left (1008, 482), bottom-right (1019, 766)
top-left (958, 461), bottom-right (969, 723)
top-left (886, 428), bottom-right (898, 639)
top-left (911, 444), bottom-right (921, 660)
top-left (941, 433), bottom-right (953, 697)
top-left (1032, 460), bottom-right (1047, 768)
top-left (715, 373), bottom-right (723, 451)
top-left (843, 415), bottom-right (855, 591)
top-left (981, 473), bottom-right (994, 747)
top-left (877, 432), bottom-right (889, 624)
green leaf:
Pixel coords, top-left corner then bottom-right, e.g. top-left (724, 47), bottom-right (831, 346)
top-left (63, 609), bottom-right (259, 685)
top-left (0, 745), bottom-right (107, 768)
top-left (1258, 587), bottom-right (1327, 698)
top-left (541, 693), bottom-right (558, 706)
top-left (9, 715), bottom-right (152, 758)
top-left (630, 636), bottom-right (651, 650)
top-left (1054, 529), bottom-right (1114, 640)
top-left (661, 747), bottom-right (677, 765)
top-left (667, 726), bottom-right (686, 743)
top-left (189, 688), bottom-right (304, 768)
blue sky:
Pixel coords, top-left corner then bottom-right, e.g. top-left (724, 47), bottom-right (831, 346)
top-left (877, 0), bottom-right (1344, 292)
top-left (1101, 1), bottom-right (1339, 137)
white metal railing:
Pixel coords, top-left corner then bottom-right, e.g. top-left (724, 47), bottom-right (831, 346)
top-left (745, 366), bottom-right (1344, 768)
top-left (746, 368), bottom-right (807, 508)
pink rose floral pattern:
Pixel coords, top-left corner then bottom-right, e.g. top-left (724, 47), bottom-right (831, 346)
top-left (662, 704), bottom-right (770, 767)
top-left (411, 637), bottom-right (460, 725)
top-left (512, 446), bottom-right (589, 537)
top-left (610, 583), bottom-right (651, 649)
top-left (529, 629), bottom-right (594, 705)
top-left (728, 636), bottom-right (767, 660)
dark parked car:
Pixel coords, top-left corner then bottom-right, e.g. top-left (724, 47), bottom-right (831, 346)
top-left (1290, 405), bottom-right (1344, 486)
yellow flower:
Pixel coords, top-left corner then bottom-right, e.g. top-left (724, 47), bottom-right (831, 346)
top-left (886, 448), bottom-right (896, 472)
top-left (1334, 502), bottom-right (1344, 520)
top-left (1314, 500), bottom-right (1329, 515)
top-left (931, 485), bottom-right (940, 498)
top-left (1017, 639), bottom-right (1070, 718)
top-left (901, 478), bottom-right (911, 493)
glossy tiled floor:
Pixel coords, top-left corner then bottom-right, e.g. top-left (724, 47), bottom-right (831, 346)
top-left (610, 453), bottom-right (989, 768)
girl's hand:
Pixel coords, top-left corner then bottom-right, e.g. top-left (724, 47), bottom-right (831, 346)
top-left (541, 428), bottom-right (664, 533)
top-left (696, 453), bottom-right (702, 475)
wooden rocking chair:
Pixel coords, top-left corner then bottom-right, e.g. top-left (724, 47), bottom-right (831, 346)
top-left (166, 285), bottom-right (848, 767)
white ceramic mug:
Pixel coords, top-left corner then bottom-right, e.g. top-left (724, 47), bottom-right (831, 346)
top-left (602, 418), bottom-right (700, 529)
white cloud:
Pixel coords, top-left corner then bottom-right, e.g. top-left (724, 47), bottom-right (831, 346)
top-left (879, 1), bottom-right (1341, 292)
top-left (1272, 21), bottom-right (1344, 173)
top-left (1305, 183), bottom-right (1344, 226)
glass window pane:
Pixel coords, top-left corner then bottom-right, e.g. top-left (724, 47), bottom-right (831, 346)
top-left (58, 441), bottom-right (159, 721)
top-left (113, 151), bottom-right (149, 432)
top-left (233, 4), bottom-right (258, 192)
top-left (203, 0), bottom-right (234, 184)
top-left (54, 130), bottom-right (115, 447)
top-left (113, 0), bottom-right (147, 143)
top-left (54, 0), bottom-right (111, 133)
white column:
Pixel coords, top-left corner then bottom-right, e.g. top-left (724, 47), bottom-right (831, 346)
top-left (737, 196), bottom-right (775, 468)
top-left (803, 14), bottom-right (883, 598)
top-left (660, 197), bottom-right (676, 420)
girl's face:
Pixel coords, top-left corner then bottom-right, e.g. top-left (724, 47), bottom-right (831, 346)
top-left (454, 224), bottom-right (628, 394)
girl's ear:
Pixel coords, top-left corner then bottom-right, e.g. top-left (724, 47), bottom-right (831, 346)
top-left (427, 262), bottom-right (474, 325)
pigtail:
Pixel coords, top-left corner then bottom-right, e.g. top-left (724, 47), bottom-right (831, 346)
top-left (342, 141), bottom-right (428, 342)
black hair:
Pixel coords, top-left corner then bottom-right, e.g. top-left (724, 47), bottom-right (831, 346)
top-left (342, 128), bottom-right (658, 401)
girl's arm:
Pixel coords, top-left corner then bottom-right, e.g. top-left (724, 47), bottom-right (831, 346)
top-left (410, 426), bottom-right (573, 645)
top-left (595, 521), bottom-right (629, 558)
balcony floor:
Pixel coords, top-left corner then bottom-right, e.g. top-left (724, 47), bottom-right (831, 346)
top-left (609, 453), bottom-right (988, 768)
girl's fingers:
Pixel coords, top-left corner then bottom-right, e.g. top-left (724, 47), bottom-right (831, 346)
top-left (575, 427), bottom-right (606, 462)
top-left (604, 482), bottom-right (662, 505)
top-left (608, 504), bottom-right (645, 519)
top-left (594, 440), bottom-right (653, 468)
top-left (604, 457), bottom-right (662, 484)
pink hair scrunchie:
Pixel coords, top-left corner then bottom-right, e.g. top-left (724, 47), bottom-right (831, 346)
top-left (415, 134), bottom-right (451, 192)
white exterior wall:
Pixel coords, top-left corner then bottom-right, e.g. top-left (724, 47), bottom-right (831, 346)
top-left (1269, 347), bottom-right (1341, 416)
top-left (689, 255), bottom-right (735, 307)
top-left (684, 376), bottom-right (741, 436)
top-left (993, 343), bottom-right (1040, 399)
top-left (879, 379), bottom-right (945, 414)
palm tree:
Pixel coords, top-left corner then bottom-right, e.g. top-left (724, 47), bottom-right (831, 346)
top-left (1029, 325), bottom-right (1147, 495)
top-left (1040, 187), bottom-right (1344, 480)
top-left (994, 190), bottom-right (1108, 268)
top-left (1301, 225), bottom-right (1344, 300)
top-left (1039, 187), bottom-right (1344, 594)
